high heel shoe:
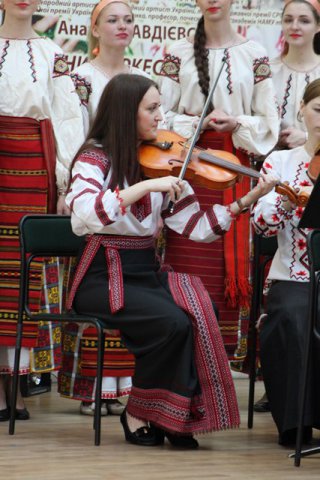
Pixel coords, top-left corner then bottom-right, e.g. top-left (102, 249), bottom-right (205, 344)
top-left (0, 408), bottom-right (10, 421)
top-left (165, 431), bottom-right (199, 449)
top-left (120, 409), bottom-right (159, 446)
top-left (152, 427), bottom-right (199, 449)
top-left (15, 408), bottom-right (30, 420)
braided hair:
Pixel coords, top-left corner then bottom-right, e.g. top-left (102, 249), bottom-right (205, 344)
top-left (193, 16), bottom-right (213, 112)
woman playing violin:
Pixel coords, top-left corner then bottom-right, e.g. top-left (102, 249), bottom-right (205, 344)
top-left (252, 78), bottom-right (320, 446)
top-left (66, 73), bottom-right (277, 448)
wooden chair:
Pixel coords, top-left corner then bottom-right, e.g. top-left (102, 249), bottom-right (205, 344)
top-left (9, 214), bottom-right (106, 446)
top-left (247, 233), bottom-right (278, 429)
top-left (290, 229), bottom-right (320, 466)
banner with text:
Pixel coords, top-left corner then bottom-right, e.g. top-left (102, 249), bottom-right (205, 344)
top-left (21, 0), bottom-right (285, 76)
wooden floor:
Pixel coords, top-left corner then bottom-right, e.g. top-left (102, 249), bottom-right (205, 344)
top-left (0, 378), bottom-right (319, 480)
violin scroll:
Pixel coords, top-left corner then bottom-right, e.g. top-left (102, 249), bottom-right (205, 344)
top-left (275, 182), bottom-right (309, 207)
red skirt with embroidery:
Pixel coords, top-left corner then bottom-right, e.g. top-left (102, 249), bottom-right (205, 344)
top-left (0, 115), bottom-right (56, 349)
top-left (164, 131), bottom-right (251, 361)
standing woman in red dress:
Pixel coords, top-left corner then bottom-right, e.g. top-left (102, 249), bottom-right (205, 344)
top-left (0, 0), bottom-right (84, 420)
top-left (58, 0), bottom-right (162, 418)
top-left (159, 0), bottom-right (279, 364)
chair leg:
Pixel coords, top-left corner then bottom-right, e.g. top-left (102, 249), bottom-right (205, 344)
top-left (93, 327), bottom-right (105, 446)
top-left (9, 321), bottom-right (23, 435)
top-left (289, 446), bottom-right (320, 461)
top-left (247, 323), bottom-right (257, 429)
top-left (293, 337), bottom-right (313, 466)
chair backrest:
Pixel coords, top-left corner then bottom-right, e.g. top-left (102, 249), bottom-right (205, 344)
top-left (19, 214), bottom-right (84, 257)
top-left (257, 235), bottom-right (278, 258)
top-left (252, 233), bottom-right (278, 310)
top-left (247, 233), bottom-right (278, 428)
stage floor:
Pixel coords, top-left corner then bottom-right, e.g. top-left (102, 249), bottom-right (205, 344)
top-left (0, 377), bottom-right (319, 479)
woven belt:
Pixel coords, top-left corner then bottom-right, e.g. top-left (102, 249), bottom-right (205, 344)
top-left (67, 234), bottom-right (155, 313)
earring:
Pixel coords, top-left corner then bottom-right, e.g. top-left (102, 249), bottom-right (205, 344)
top-left (297, 111), bottom-right (303, 123)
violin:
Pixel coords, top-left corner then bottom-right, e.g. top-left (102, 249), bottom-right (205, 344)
top-left (139, 130), bottom-right (309, 207)
top-left (140, 130), bottom-right (240, 190)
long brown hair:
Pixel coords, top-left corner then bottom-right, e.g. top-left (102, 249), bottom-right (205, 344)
top-left (302, 77), bottom-right (320, 104)
top-left (72, 74), bottom-right (158, 190)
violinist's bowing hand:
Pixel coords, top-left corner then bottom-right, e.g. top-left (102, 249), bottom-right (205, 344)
top-left (146, 176), bottom-right (185, 202)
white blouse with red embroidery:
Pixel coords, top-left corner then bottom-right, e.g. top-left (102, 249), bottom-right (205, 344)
top-left (271, 56), bottom-right (320, 131)
top-left (252, 146), bottom-right (313, 282)
top-left (66, 147), bottom-right (234, 241)
top-left (158, 37), bottom-right (279, 156)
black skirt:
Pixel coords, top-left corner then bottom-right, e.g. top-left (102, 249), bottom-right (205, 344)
top-left (260, 280), bottom-right (320, 435)
top-left (72, 245), bottom-right (240, 434)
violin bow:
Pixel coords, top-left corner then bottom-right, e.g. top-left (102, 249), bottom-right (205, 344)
top-left (169, 56), bottom-right (227, 213)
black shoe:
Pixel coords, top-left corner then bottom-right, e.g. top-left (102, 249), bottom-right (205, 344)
top-left (253, 400), bottom-right (270, 413)
top-left (120, 410), bottom-right (159, 446)
top-left (15, 408), bottom-right (30, 420)
top-left (165, 431), bottom-right (199, 449)
top-left (0, 408), bottom-right (10, 421)
top-left (149, 426), bottom-right (165, 445)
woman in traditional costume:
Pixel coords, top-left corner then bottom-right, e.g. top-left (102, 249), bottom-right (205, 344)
top-left (272, 0), bottom-right (320, 149)
top-left (66, 72), bottom-right (277, 448)
top-left (254, 0), bottom-right (320, 413)
top-left (0, 0), bottom-right (84, 421)
top-left (58, 0), bottom-right (163, 417)
top-left (252, 78), bottom-right (320, 446)
top-left (158, 0), bottom-right (279, 369)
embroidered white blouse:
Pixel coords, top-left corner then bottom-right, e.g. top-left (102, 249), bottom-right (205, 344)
top-left (271, 56), bottom-right (320, 131)
top-left (158, 37), bottom-right (279, 156)
top-left (0, 37), bottom-right (84, 190)
top-left (252, 146), bottom-right (313, 282)
top-left (67, 147), bottom-right (233, 241)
